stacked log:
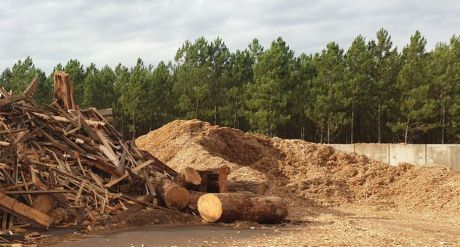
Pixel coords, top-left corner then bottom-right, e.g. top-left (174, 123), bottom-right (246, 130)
top-left (155, 179), bottom-right (190, 210)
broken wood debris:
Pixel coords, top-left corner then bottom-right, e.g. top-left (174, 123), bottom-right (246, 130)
top-left (0, 72), bottom-right (176, 236)
top-left (0, 71), bottom-right (288, 245)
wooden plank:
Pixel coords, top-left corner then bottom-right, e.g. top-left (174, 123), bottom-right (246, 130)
top-left (0, 191), bottom-right (51, 228)
top-left (3, 190), bottom-right (70, 195)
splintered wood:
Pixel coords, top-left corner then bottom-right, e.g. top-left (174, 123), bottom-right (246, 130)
top-left (0, 72), bottom-right (177, 233)
top-left (0, 72), bottom-right (288, 244)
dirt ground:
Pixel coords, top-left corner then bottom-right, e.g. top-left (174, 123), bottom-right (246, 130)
top-left (39, 119), bottom-right (460, 246)
top-left (51, 205), bottom-right (460, 246)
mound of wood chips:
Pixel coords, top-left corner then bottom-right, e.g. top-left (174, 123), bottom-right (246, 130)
top-left (137, 119), bottom-right (460, 212)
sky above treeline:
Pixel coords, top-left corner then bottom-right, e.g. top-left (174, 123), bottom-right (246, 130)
top-left (0, 0), bottom-right (459, 73)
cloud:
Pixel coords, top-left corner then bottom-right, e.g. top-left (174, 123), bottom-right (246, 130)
top-left (0, 0), bottom-right (458, 73)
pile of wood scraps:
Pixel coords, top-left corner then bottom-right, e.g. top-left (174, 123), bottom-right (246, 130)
top-left (0, 71), bottom-right (288, 244)
top-left (0, 72), bottom-right (176, 238)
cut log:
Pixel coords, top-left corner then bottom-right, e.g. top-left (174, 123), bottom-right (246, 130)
top-left (197, 165), bottom-right (230, 193)
top-left (197, 193), bottom-right (287, 223)
top-left (155, 179), bottom-right (190, 210)
top-left (187, 190), bottom-right (205, 214)
top-left (228, 181), bottom-right (267, 195)
top-left (179, 167), bottom-right (202, 190)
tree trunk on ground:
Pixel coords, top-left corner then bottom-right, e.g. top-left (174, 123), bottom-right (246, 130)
top-left (187, 190), bottom-right (205, 214)
top-left (155, 179), bottom-right (190, 210)
top-left (228, 181), bottom-right (267, 195)
top-left (197, 165), bottom-right (230, 193)
top-left (197, 192), bottom-right (287, 223)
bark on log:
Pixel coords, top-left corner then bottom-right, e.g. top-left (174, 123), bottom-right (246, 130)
top-left (155, 179), bottom-right (190, 210)
top-left (187, 190), bottom-right (205, 214)
top-left (197, 192), bottom-right (287, 223)
top-left (228, 181), bottom-right (267, 195)
top-left (197, 165), bottom-right (230, 193)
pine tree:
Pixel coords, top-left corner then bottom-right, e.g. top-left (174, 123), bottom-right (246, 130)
top-left (368, 29), bottom-right (401, 143)
top-left (431, 35), bottom-right (460, 143)
top-left (395, 31), bottom-right (436, 143)
top-left (345, 35), bottom-right (374, 143)
top-left (307, 43), bottom-right (347, 143)
top-left (246, 37), bottom-right (294, 136)
top-left (0, 57), bottom-right (50, 103)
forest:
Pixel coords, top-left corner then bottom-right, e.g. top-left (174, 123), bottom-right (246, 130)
top-left (0, 29), bottom-right (459, 144)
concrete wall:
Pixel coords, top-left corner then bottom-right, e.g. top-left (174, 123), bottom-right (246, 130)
top-left (328, 144), bottom-right (460, 171)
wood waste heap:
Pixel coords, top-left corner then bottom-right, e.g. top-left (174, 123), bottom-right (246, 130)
top-left (0, 72), bottom-right (288, 244)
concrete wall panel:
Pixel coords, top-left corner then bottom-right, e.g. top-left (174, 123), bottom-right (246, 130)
top-left (427, 144), bottom-right (460, 170)
top-left (329, 144), bottom-right (355, 153)
top-left (326, 144), bottom-right (459, 171)
top-left (354, 144), bottom-right (389, 164)
top-left (388, 144), bottom-right (426, 166)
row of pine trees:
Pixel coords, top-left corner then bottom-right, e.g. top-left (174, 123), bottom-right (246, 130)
top-left (1, 29), bottom-right (459, 144)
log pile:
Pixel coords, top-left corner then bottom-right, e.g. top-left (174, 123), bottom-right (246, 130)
top-left (171, 166), bottom-right (288, 223)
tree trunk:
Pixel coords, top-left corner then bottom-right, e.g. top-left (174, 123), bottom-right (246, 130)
top-left (187, 190), bottom-right (205, 214)
top-left (214, 105), bottom-right (217, 125)
top-left (198, 165), bottom-right (230, 193)
top-left (377, 101), bottom-right (381, 143)
top-left (351, 94), bottom-right (354, 144)
top-left (351, 106), bottom-right (354, 144)
top-left (228, 181), bottom-right (267, 195)
top-left (441, 102), bottom-right (446, 144)
top-left (155, 179), bottom-right (190, 210)
top-left (404, 117), bottom-right (410, 144)
top-left (197, 192), bottom-right (287, 223)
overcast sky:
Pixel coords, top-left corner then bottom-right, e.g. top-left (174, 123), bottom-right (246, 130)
top-left (0, 0), bottom-right (459, 73)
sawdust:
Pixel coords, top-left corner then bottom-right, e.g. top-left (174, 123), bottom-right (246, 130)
top-left (136, 119), bottom-right (460, 212)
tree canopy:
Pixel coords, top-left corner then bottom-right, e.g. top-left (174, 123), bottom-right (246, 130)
top-left (1, 29), bottom-right (459, 143)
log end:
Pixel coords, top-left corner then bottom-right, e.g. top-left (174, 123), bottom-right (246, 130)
top-left (197, 194), bottom-right (222, 222)
top-left (165, 186), bottom-right (191, 210)
top-left (183, 167), bottom-right (202, 186)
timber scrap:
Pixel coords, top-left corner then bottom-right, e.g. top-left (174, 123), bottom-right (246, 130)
top-left (0, 72), bottom-right (177, 238)
top-left (0, 71), bottom-right (288, 244)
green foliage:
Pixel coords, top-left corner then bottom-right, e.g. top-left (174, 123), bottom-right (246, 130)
top-left (0, 57), bottom-right (50, 103)
top-left (345, 35), bottom-right (375, 143)
top-left (394, 31), bottom-right (437, 143)
top-left (246, 37), bottom-right (294, 136)
top-left (307, 42), bottom-right (347, 143)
